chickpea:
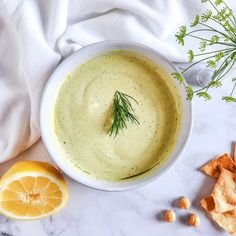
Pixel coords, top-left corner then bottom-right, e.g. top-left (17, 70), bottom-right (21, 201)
top-left (189, 213), bottom-right (200, 227)
top-left (164, 210), bottom-right (176, 223)
top-left (179, 196), bottom-right (191, 209)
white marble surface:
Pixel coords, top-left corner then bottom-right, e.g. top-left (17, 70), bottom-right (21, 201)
top-left (1, 77), bottom-right (236, 236)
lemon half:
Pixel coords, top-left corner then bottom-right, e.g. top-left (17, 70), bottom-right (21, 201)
top-left (0, 161), bottom-right (68, 220)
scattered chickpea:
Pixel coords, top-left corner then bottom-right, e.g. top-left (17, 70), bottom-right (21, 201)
top-left (164, 210), bottom-right (176, 223)
top-left (189, 213), bottom-right (200, 227)
top-left (179, 196), bottom-right (191, 209)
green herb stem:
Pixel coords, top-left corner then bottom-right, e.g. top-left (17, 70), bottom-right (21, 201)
top-left (210, 17), bottom-right (236, 39)
top-left (186, 29), bottom-right (216, 36)
top-left (199, 22), bottom-right (234, 41)
top-left (216, 59), bottom-right (236, 81)
top-left (213, 52), bottom-right (235, 79)
top-left (193, 48), bottom-right (235, 57)
top-left (230, 81), bottom-right (236, 96)
top-left (188, 34), bottom-right (236, 47)
top-left (181, 54), bottom-right (219, 74)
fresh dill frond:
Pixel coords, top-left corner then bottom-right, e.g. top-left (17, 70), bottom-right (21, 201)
top-left (108, 91), bottom-right (140, 137)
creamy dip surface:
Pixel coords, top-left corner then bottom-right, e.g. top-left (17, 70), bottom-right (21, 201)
top-left (54, 51), bottom-right (182, 181)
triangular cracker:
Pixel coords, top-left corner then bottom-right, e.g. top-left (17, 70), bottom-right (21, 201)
top-left (201, 153), bottom-right (236, 178)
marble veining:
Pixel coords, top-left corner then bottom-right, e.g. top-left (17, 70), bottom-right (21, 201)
top-left (0, 75), bottom-right (236, 236)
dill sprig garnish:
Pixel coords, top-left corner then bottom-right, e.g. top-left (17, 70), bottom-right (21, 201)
top-left (174, 0), bottom-right (236, 102)
top-left (108, 91), bottom-right (140, 137)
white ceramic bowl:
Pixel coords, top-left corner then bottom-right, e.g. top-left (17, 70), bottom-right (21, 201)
top-left (40, 41), bottom-right (193, 191)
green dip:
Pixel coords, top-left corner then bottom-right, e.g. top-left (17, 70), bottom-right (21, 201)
top-left (54, 50), bottom-right (182, 181)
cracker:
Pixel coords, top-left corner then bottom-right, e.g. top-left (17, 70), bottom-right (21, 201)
top-left (201, 169), bottom-right (236, 213)
top-left (233, 143), bottom-right (236, 163)
top-left (201, 153), bottom-right (236, 178)
top-left (201, 170), bottom-right (236, 234)
top-left (211, 210), bottom-right (236, 235)
top-left (211, 169), bottom-right (236, 213)
top-left (201, 196), bottom-right (236, 234)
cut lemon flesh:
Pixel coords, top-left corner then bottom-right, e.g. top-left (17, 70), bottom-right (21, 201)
top-left (0, 161), bottom-right (68, 220)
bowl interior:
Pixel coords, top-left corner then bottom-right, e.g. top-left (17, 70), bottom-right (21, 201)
top-left (40, 41), bottom-right (193, 191)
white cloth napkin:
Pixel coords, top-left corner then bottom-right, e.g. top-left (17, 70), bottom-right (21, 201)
top-left (0, 0), bottom-right (235, 163)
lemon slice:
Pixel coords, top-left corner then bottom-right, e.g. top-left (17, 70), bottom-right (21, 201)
top-left (0, 161), bottom-right (68, 220)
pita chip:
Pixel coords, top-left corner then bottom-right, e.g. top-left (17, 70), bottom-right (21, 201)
top-left (201, 170), bottom-right (236, 234)
top-left (211, 169), bottom-right (236, 213)
top-left (201, 153), bottom-right (236, 178)
top-left (233, 143), bottom-right (236, 163)
top-left (211, 210), bottom-right (236, 235)
top-left (201, 197), bottom-right (236, 235)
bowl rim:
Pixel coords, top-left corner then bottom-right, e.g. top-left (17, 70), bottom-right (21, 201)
top-left (40, 40), bottom-right (193, 191)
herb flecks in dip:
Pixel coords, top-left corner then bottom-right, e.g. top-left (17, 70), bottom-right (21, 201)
top-left (54, 51), bottom-right (182, 181)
